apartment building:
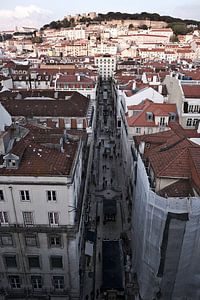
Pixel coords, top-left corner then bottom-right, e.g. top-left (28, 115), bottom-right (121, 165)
top-left (131, 125), bottom-right (200, 299)
top-left (94, 54), bottom-right (116, 79)
top-left (91, 43), bottom-right (117, 56)
top-left (55, 73), bottom-right (97, 100)
top-left (0, 90), bottom-right (94, 132)
top-left (0, 124), bottom-right (87, 299)
top-left (127, 99), bottom-right (177, 136)
top-left (164, 75), bottom-right (200, 129)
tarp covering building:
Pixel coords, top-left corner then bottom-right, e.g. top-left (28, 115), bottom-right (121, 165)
top-left (132, 155), bottom-right (200, 299)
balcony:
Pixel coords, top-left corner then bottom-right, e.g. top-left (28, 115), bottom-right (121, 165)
top-left (0, 223), bottom-right (77, 236)
top-left (2, 287), bottom-right (70, 299)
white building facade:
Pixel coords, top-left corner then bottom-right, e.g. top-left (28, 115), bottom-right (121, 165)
top-left (94, 55), bottom-right (116, 80)
top-left (0, 129), bottom-right (86, 300)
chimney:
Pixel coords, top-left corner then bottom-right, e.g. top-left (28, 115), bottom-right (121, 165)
top-left (152, 75), bottom-right (157, 83)
top-left (132, 80), bottom-right (136, 91)
top-left (141, 72), bottom-right (148, 83)
top-left (158, 85), bottom-right (163, 94)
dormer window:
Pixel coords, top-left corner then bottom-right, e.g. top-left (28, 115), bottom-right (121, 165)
top-left (8, 159), bottom-right (16, 167)
top-left (3, 153), bottom-right (19, 169)
top-left (146, 112), bottom-right (153, 121)
top-left (169, 112), bottom-right (176, 121)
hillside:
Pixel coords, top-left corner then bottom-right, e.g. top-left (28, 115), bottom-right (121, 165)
top-left (40, 11), bottom-right (200, 35)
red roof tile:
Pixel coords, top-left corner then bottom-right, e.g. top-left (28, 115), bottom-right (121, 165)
top-left (134, 126), bottom-right (200, 191)
top-left (0, 126), bottom-right (80, 177)
top-left (127, 100), bottom-right (177, 127)
top-left (0, 91), bottom-right (90, 118)
top-left (159, 179), bottom-right (194, 197)
top-left (182, 85), bottom-right (200, 98)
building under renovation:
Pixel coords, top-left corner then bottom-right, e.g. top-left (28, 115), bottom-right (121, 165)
top-left (131, 126), bottom-right (200, 299)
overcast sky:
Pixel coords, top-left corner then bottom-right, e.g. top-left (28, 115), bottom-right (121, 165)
top-left (1, 0), bottom-right (200, 30)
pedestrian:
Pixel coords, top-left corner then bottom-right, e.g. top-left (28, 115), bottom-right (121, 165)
top-left (98, 252), bottom-right (101, 262)
top-left (90, 290), bottom-right (94, 300)
top-left (96, 288), bottom-right (99, 298)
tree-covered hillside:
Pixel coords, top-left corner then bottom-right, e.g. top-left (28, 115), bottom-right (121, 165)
top-left (40, 11), bottom-right (200, 35)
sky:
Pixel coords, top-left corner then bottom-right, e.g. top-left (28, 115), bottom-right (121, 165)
top-left (0, 0), bottom-right (200, 30)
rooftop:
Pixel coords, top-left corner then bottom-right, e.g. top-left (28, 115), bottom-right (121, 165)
top-left (0, 125), bottom-right (83, 177)
top-left (0, 91), bottom-right (90, 118)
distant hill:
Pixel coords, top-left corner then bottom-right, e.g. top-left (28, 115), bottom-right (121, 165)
top-left (40, 11), bottom-right (200, 35)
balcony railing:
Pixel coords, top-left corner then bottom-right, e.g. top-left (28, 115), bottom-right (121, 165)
top-left (0, 223), bottom-right (78, 235)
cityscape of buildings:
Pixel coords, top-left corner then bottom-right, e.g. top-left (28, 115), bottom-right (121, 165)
top-left (0, 9), bottom-right (200, 300)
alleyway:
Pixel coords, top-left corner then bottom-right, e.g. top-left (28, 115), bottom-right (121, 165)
top-left (83, 80), bottom-right (131, 300)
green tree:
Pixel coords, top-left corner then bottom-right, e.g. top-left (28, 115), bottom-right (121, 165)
top-left (168, 22), bottom-right (189, 35)
top-left (138, 24), bottom-right (148, 30)
top-left (32, 36), bottom-right (43, 43)
top-left (128, 24), bottom-right (134, 30)
top-left (170, 34), bottom-right (179, 43)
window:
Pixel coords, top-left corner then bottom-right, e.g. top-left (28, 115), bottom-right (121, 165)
top-left (146, 112), bottom-right (153, 121)
top-left (53, 276), bottom-right (64, 290)
top-left (186, 118), bottom-right (192, 126)
top-left (9, 275), bottom-right (21, 289)
top-left (24, 234), bottom-right (38, 247)
top-left (50, 256), bottom-right (63, 269)
top-left (23, 212), bottom-right (34, 225)
top-left (4, 255), bottom-right (17, 268)
top-left (48, 212), bottom-right (59, 226)
top-left (136, 127), bottom-right (141, 134)
top-left (8, 159), bottom-right (16, 167)
top-left (188, 105), bottom-right (193, 112)
top-left (0, 190), bottom-right (4, 201)
top-left (48, 235), bottom-right (62, 247)
top-left (20, 190), bottom-right (30, 201)
top-left (28, 256), bottom-right (40, 269)
top-left (31, 276), bottom-right (42, 289)
top-left (47, 190), bottom-right (57, 201)
top-left (160, 117), bottom-right (165, 126)
top-left (0, 234), bottom-right (13, 246)
top-left (193, 118), bottom-right (199, 126)
top-left (0, 211), bottom-right (9, 224)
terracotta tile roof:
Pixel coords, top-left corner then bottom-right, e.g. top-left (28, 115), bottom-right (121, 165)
top-left (182, 70), bottom-right (200, 80)
top-left (158, 179), bottom-right (194, 197)
top-left (182, 85), bottom-right (200, 98)
top-left (0, 127), bottom-right (80, 177)
top-left (134, 126), bottom-right (200, 191)
top-left (127, 100), bottom-right (177, 127)
top-left (0, 91), bottom-right (90, 118)
top-left (149, 143), bottom-right (191, 177)
top-left (57, 74), bottom-right (95, 84)
top-left (169, 122), bottom-right (200, 138)
top-left (189, 147), bottom-right (200, 193)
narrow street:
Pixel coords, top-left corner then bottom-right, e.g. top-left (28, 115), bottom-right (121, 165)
top-left (83, 80), bottom-right (131, 300)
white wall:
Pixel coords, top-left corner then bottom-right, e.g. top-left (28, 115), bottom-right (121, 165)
top-left (123, 87), bottom-right (164, 110)
top-left (0, 103), bottom-right (12, 131)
